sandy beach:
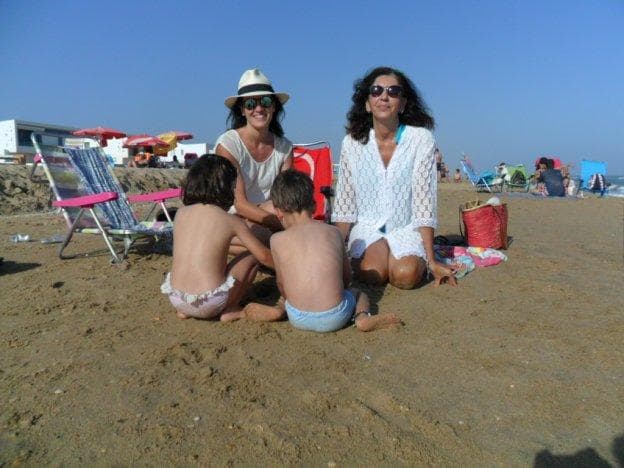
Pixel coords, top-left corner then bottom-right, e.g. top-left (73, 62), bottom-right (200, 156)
top-left (1, 165), bottom-right (623, 465)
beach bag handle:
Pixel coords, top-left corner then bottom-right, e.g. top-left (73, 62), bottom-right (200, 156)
top-left (458, 198), bottom-right (480, 240)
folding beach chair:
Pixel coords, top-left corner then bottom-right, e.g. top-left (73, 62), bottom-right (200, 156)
top-left (292, 141), bottom-right (334, 222)
top-left (502, 164), bottom-right (530, 192)
top-left (460, 157), bottom-right (503, 193)
top-left (31, 133), bottom-right (180, 263)
top-left (580, 159), bottom-right (608, 193)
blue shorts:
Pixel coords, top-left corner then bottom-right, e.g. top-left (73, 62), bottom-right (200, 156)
top-left (285, 290), bottom-right (356, 333)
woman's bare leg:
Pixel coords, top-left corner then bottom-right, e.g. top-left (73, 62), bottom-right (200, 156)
top-left (388, 255), bottom-right (427, 290)
top-left (354, 239), bottom-right (390, 285)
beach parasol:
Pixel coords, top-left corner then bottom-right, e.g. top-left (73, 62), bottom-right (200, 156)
top-left (154, 131), bottom-right (194, 155)
top-left (169, 131), bottom-right (193, 141)
top-left (123, 135), bottom-right (170, 149)
top-left (73, 126), bottom-right (127, 147)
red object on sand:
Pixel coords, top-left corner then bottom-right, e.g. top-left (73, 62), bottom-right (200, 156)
top-left (292, 143), bottom-right (333, 221)
top-left (73, 127), bottom-right (127, 147)
top-left (123, 135), bottom-right (170, 149)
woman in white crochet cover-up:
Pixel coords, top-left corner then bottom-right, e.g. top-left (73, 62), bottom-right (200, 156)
top-left (332, 66), bottom-right (458, 289)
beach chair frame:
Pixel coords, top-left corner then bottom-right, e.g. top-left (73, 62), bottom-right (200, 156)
top-left (292, 141), bottom-right (334, 222)
top-left (460, 157), bottom-right (503, 193)
top-left (31, 133), bottom-right (179, 263)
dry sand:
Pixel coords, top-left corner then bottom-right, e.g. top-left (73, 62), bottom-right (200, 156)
top-left (1, 166), bottom-right (623, 465)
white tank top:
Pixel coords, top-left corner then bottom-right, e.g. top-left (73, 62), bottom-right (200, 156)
top-left (215, 129), bottom-right (292, 204)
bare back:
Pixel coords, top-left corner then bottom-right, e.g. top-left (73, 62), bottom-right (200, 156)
top-left (271, 221), bottom-right (346, 312)
top-left (170, 204), bottom-right (247, 295)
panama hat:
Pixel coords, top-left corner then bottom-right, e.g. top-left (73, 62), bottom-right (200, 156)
top-left (224, 68), bottom-right (290, 108)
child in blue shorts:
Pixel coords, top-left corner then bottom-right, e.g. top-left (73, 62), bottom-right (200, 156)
top-left (244, 169), bottom-right (402, 332)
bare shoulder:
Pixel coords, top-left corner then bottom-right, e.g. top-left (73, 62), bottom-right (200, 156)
top-left (315, 222), bottom-right (343, 241)
top-left (269, 230), bottom-right (286, 249)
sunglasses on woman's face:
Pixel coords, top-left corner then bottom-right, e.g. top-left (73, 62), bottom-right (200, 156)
top-left (369, 85), bottom-right (403, 98)
top-left (242, 96), bottom-right (274, 110)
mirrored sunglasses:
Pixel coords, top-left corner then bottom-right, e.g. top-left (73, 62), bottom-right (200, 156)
top-left (243, 96), bottom-right (274, 110)
top-left (369, 85), bottom-right (403, 98)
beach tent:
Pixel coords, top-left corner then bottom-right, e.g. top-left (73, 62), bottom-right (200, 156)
top-left (502, 164), bottom-right (530, 192)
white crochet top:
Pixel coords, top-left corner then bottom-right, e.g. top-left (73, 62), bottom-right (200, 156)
top-left (331, 126), bottom-right (437, 260)
top-left (215, 129), bottom-right (292, 204)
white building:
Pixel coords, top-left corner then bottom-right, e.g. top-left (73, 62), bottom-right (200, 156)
top-left (0, 118), bottom-right (212, 166)
top-left (0, 119), bottom-right (77, 163)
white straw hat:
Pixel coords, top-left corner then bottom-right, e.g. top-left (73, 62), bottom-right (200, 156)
top-left (224, 68), bottom-right (290, 108)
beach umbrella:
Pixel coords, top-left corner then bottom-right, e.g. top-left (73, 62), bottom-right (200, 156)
top-left (154, 131), bottom-right (194, 155)
top-left (123, 135), bottom-right (170, 149)
top-left (169, 131), bottom-right (193, 141)
top-left (73, 126), bottom-right (127, 147)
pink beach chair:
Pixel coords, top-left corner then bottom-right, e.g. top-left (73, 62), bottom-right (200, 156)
top-left (31, 132), bottom-right (180, 263)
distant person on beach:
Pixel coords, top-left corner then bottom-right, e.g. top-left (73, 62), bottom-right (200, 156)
top-left (538, 158), bottom-right (565, 197)
top-left (160, 154), bottom-right (278, 322)
top-left (440, 161), bottom-right (449, 182)
top-left (130, 147), bottom-right (152, 168)
top-left (244, 170), bottom-right (402, 332)
top-left (530, 157), bottom-right (549, 194)
top-left (215, 68), bottom-right (293, 250)
top-left (454, 168), bottom-right (462, 182)
top-left (435, 148), bottom-right (443, 181)
top-left (332, 66), bottom-right (458, 289)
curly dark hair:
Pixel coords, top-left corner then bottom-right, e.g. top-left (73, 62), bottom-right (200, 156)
top-left (226, 96), bottom-right (286, 137)
top-left (182, 154), bottom-right (237, 210)
top-left (270, 169), bottom-right (316, 214)
top-left (346, 66), bottom-right (435, 144)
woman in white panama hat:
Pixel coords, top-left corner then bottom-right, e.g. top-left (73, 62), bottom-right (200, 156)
top-left (215, 68), bottom-right (293, 246)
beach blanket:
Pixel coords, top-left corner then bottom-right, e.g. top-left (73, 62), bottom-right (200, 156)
top-left (434, 245), bottom-right (507, 279)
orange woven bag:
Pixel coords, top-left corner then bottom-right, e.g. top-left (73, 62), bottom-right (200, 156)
top-left (460, 200), bottom-right (508, 249)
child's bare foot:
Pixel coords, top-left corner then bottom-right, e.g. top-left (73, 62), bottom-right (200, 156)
top-left (220, 310), bottom-right (245, 322)
top-left (176, 311), bottom-right (190, 319)
top-left (355, 312), bottom-right (403, 332)
top-left (243, 302), bottom-right (285, 322)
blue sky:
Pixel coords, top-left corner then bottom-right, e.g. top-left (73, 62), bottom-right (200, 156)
top-left (1, 0), bottom-right (622, 173)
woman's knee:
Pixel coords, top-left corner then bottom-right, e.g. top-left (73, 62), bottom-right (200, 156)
top-left (356, 259), bottom-right (388, 285)
top-left (389, 261), bottom-right (426, 289)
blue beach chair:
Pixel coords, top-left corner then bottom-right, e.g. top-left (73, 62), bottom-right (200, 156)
top-left (460, 157), bottom-right (503, 193)
top-left (580, 159), bottom-right (608, 195)
top-left (32, 133), bottom-right (179, 263)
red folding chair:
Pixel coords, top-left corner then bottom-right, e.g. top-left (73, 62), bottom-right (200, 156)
top-left (292, 141), bottom-right (334, 222)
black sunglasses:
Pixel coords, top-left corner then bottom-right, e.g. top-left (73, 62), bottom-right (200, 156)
top-left (242, 96), bottom-right (274, 110)
top-left (369, 85), bottom-right (403, 98)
